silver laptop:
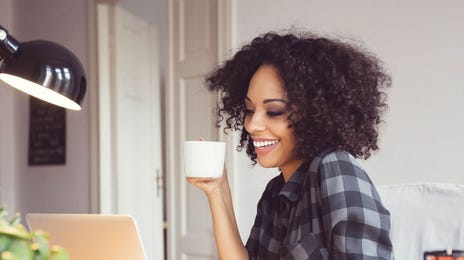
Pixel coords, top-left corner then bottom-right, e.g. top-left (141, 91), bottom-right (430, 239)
top-left (26, 214), bottom-right (147, 260)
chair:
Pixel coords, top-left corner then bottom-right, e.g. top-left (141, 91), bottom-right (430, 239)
top-left (377, 183), bottom-right (464, 260)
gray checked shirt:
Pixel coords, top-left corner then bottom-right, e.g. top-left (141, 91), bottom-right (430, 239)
top-left (245, 150), bottom-right (394, 259)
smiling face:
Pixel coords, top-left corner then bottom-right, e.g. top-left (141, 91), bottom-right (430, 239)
top-left (244, 64), bottom-right (303, 180)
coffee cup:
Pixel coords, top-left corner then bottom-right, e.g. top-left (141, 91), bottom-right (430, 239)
top-left (183, 141), bottom-right (226, 178)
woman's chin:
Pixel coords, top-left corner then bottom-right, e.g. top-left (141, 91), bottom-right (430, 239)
top-left (256, 158), bottom-right (277, 169)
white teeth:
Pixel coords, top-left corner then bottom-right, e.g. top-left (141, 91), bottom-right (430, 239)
top-left (253, 140), bottom-right (279, 148)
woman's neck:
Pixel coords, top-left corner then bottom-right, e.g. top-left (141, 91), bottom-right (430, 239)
top-left (280, 159), bottom-right (304, 182)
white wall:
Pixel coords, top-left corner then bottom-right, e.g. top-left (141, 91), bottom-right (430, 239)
top-left (0, 0), bottom-right (91, 215)
top-left (230, 0), bottom-right (464, 242)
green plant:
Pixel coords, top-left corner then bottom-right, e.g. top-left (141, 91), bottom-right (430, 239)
top-left (0, 208), bottom-right (68, 260)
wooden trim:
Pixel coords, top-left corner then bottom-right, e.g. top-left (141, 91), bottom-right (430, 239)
top-left (95, 2), bottom-right (116, 214)
top-left (165, 0), bottom-right (177, 258)
top-left (87, 0), bottom-right (100, 214)
top-left (217, 0), bottom-right (233, 63)
top-left (217, 0), bottom-right (237, 206)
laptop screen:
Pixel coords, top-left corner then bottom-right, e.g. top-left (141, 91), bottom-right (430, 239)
top-left (26, 214), bottom-right (147, 260)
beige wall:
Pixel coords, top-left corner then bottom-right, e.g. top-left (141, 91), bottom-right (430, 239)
top-left (0, 0), bottom-right (92, 215)
top-left (0, 1), bottom-right (13, 26)
top-left (230, 0), bottom-right (464, 242)
top-left (0, 0), bottom-right (18, 216)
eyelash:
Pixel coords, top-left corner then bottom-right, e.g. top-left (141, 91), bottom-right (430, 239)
top-left (243, 109), bottom-right (285, 117)
top-left (267, 111), bottom-right (285, 117)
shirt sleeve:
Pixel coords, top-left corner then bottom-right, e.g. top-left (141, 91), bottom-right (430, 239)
top-left (317, 152), bottom-right (394, 260)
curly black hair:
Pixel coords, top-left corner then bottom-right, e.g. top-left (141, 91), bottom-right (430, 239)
top-left (206, 32), bottom-right (391, 163)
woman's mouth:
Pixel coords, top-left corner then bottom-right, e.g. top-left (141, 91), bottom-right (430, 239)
top-left (253, 139), bottom-right (280, 154)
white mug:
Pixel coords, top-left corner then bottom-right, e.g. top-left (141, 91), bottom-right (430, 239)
top-left (183, 141), bottom-right (226, 178)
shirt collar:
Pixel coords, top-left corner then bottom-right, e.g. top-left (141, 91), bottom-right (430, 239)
top-left (278, 161), bottom-right (310, 202)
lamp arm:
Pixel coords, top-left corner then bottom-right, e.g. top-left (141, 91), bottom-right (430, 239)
top-left (0, 25), bottom-right (20, 61)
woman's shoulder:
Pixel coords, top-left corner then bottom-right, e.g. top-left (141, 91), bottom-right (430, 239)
top-left (316, 150), bottom-right (371, 181)
top-left (320, 150), bottom-right (362, 167)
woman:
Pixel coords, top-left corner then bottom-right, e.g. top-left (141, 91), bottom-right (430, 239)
top-left (188, 32), bottom-right (394, 259)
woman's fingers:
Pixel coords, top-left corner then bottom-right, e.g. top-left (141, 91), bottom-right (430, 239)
top-left (186, 177), bottom-right (215, 183)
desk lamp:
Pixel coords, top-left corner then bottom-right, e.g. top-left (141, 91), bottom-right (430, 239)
top-left (0, 25), bottom-right (86, 110)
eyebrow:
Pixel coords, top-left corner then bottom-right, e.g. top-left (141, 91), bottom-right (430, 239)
top-left (245, 96), bottom-right (287, 104)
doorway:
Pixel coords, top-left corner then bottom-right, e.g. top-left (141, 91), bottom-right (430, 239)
top-left (96, 3), bottom-right (165, 260)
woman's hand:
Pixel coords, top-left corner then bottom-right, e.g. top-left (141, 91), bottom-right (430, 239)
top-left (187, 167), bottom-right (248, 260)
top-left (186, 167), bottom-right (228, 197)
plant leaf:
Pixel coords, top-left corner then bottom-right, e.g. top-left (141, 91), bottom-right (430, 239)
top-left (32, 231), bottom-right (50, 260)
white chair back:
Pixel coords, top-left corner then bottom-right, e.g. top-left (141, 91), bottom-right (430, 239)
top-left (378, 183), bottom-right (464, 260)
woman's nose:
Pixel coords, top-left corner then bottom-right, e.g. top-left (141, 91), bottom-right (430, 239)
top-left (246, 112), bottom-right (266, 133)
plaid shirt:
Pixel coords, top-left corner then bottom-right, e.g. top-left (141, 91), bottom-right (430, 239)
top-left (245, 150), bottom-right (394, 259)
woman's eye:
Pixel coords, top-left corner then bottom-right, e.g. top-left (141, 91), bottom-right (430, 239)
top-left (267, 111), bottom-right (285, 117)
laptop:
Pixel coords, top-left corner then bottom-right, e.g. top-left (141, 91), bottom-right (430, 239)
top-left (26, 214), bottom-right (147, 260)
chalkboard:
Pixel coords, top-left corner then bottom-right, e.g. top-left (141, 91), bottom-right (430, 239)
top-left (28, 97), bottom-right (66, 165)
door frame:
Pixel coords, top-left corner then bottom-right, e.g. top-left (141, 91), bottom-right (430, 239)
top-left (91, 3), bottom-right (165, 260)
top-left (165, 0), bottom-right (233, 258)
top-left (93, 1), bottom-right (115, 214)
top-left (87, 0), bottom-right (100, 214)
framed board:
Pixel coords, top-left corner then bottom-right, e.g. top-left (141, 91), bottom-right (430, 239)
top-left (28, 97), bottom-right (66, 165)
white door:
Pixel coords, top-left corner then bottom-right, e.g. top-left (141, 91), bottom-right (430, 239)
top-left (166, 0), bottom-right (221, 259)
top-left (97, 4), bottom-right (164, 260)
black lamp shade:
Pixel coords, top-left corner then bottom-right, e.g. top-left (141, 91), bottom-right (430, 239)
top-left (0, 40), bottom-right (86, 110)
